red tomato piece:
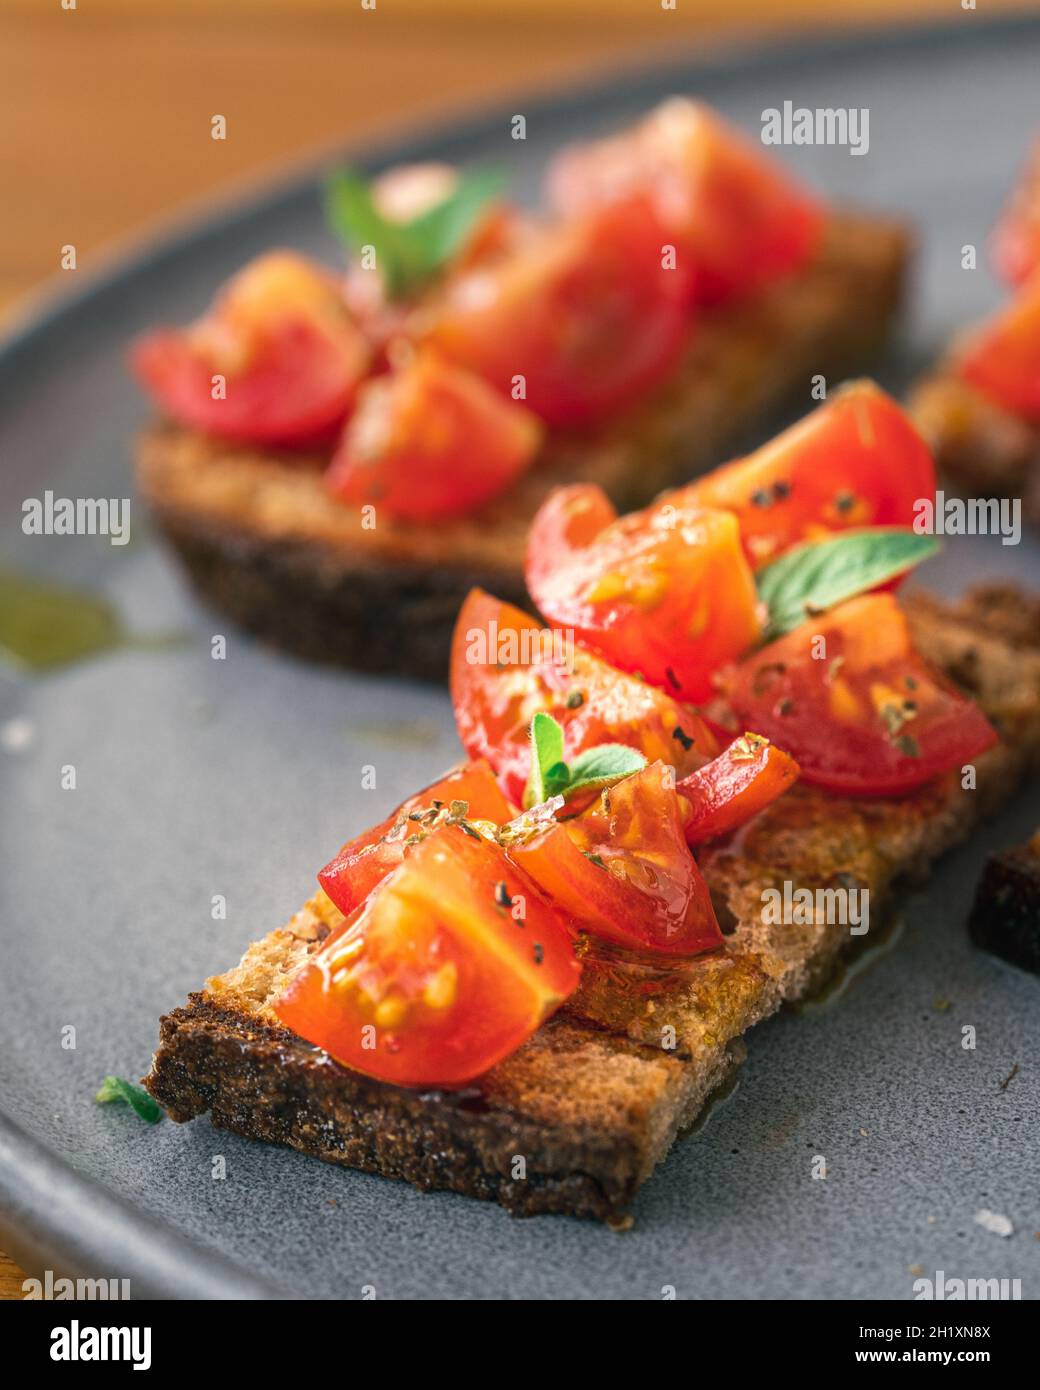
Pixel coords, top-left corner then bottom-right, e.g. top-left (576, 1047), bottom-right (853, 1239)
top-left (678, 733), bottom-right (800, 844)
top-left (955, 274), bottom-right (1040, 423)
top-left (325, 352), bottom-right (543, 520)
top-left (547, 97), bottom-right (824, 308)
top-left (507, 763), bottom-right (723, 958)
top-left (718, 594), bottom-right (999, 796)
top-left (451, 588), bottom-right (719, 806)
top-left (525, 484), bottom-right (762, 704)
top-left (318, 760), bottom-right (514, 920)
top-left (991, 140), bottom-right (1040, 288)
top-left (131, 251), bottom-right (371, 446)
top-left (276, 824), bottom-right (580, 1089)
top-left (678, 382), bottom-right (938, 571)
top-left (420, 195), bottom-right (693, 428)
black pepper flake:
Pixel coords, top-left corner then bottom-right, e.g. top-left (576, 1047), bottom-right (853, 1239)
top-left (672, 725), bottom-right (694, 752)
top-left (778, 697), bottom-right (794, 715)
top-left (896, 734), bottom-right (920, 758)
top-left (750, 488), bottom-right (772, 508)
top-left (834, 490), bottom-right (856, 514)
top-left (751, 661), bottom-right (786, 697)
top-left (494, 881), bottom-right (511, 908)
top-left (904, 676), bottom-right (917, 691)
top-left (772, 480), bottom-right (791, 500)
top-left (565, 689), bottom-right (585, 709)
top-left (665, 666), bottom-right (681, 691)
top-left (533, 943), bottom-right (544, 966)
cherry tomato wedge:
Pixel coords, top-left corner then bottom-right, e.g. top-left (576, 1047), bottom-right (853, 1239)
top-left (547, 97), bottom-right (824, 308)
top-left (451, 588), bottom-right (719, 805)
top-left (131, 252), bottom-right (371, 446)
top-left (276, 824), bottom-right (580, 1088)
top-left (955, 274), bottom-right (1040, 423)
top-left (526, 484), bottom-right (762, 703)
top-left (325, 352), bottom-right (542, 521)
top-left (506, 763), bottom-right (723, 958)
top-left (991, 140), bottom-right (1040, 288)
top-left (318, 760), bottom-right (514, 920)
top-left (420, 195), bottom-right (692, 428)
top-left (718, 594), bottom-right (999, 796)
top-left (677, 383), bottom-right (937, 571)
top-left (678, 733), bottom-right (800, 844)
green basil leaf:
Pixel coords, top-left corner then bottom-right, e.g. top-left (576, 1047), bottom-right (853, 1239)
top-left (757, 528), bottom-right (940, 638)
top-left (95, 1075), bottom-right (162, 1125)
top-left (564, 744), bottom-right (647, 798)
top-left (525, 711), bottom-right (566, 809)
top-left (405, 167), bottom-right (504, 269)
top-left (324, 166), bottom-right (502, 301)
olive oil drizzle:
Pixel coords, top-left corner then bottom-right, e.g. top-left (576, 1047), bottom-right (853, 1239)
top-left (0, 568), bottom-right (185, 672)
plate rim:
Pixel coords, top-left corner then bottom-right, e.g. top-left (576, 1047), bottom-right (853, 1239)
top-left (3, 11), bottom-right (1039, 1300)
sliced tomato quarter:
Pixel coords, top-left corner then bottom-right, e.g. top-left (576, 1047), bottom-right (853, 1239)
top-left (325, 351), bottom-right (543, 520)
top-left (678, 383), bottom-right (937, 571)
top-left (131, 252), bottom-right (371, 446)
top-left (678, 733), bottom-right (800, 844)
top-left (318, 760), bottom-right (514, 920)
top-left (277, 824), bottom-right (580, 1089)
top-left (507, 763), bottom-right (723, 958)
top-left (450, 588), bottom-right (719, 805)
top-left (718, 594), bottom-right (999, 796)
top-left (547, 97), bottom-right (824, 308)
top-left (420, 195), bottom-right (692, 428)
top-left (525, 484), bottom-right (762, 703)
top-left (955, 274), bottom-right (1040, 423)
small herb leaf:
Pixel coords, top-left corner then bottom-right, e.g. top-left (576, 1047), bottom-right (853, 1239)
top-left (324, 167), bottom-right (503, 301)
top-left (565, 744), bottom-right (647, 797)
top-left (95, 1076), bottom-right (162, 1125)
top-left (523, 713), bottom-right (647, 808)
top-left (526, 711), bottom-right (566, 807)
top-left (757, 528), bottom-right (939, 637)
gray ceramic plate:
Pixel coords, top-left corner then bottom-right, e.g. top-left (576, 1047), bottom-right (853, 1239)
top-left (2, 17), bottom-right (1039, 1302)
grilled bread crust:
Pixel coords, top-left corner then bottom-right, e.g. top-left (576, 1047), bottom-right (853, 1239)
top-left (910, 374), bottom-right (1040, 524)
top-left (136, 212), bottom-right (909, 680)
top-left (144, 585), bottom-right (1040, 1220)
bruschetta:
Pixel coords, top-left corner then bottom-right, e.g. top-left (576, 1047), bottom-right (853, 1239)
top-left (143, 389), bottom-right (1040, 1220)
top-left (133, 100), bottom-right (909, 679)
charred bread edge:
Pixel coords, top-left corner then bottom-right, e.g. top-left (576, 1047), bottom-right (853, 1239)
top-left (144, 584), bottom-right (1040, 1220)
top-left (135, 211), bottom-right (910, 681)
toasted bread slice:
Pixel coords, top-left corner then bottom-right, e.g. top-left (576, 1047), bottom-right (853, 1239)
top-left (144, 584), bottom-right (1040, 1220)
top-left (910, 374), bottom-right (1040, 523)
top-left (136, 212), bottom-right (909, 680)
top-left (968, 826), bottom-right (1040, 974)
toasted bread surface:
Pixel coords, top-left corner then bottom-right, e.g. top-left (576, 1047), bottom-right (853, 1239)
top-left (136, 212), bottom-right (909, 678)
top-left (910, 374), bottom-right (1040, 522)
top-left (144, 585), bottom-right (1040, 1218)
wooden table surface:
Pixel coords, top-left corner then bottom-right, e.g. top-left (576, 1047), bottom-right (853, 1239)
top-left (2, 0), bottom-right (1036, 1299)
